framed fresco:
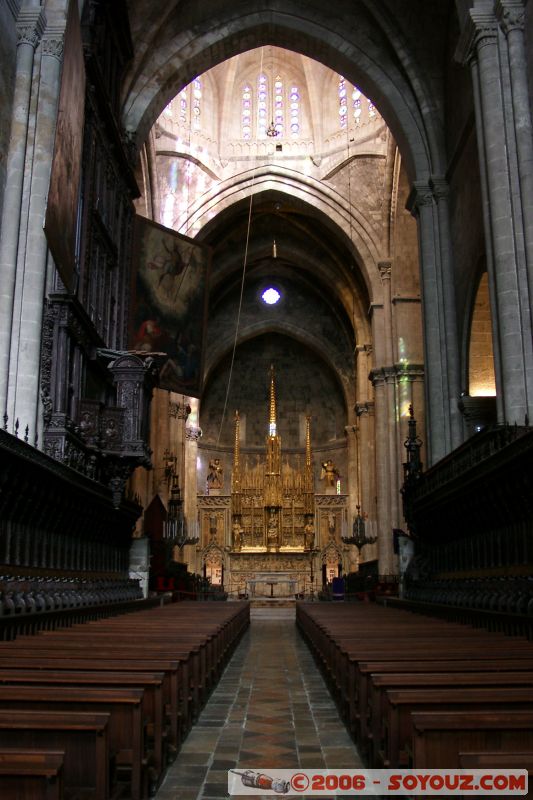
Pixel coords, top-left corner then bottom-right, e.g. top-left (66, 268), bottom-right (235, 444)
top-left (44, 0), bottom-right (86, 292)
top-left (130, 216), bottom-right (211, 398)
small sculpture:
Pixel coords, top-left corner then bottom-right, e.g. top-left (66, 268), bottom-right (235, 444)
top-left (207, 458), bottom-right (223, 491)
top-left (232, 520), bottom-right (243, 550)
top-left (267, 511), bottom-right (279, 548)
top-left (304, 519), bottom-right (315, 550)
top-left (320, 459), bottom-right (339, 488)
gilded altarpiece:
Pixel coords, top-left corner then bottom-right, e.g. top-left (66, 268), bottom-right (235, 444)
top-left (196, 370), bottom-right (348, 596)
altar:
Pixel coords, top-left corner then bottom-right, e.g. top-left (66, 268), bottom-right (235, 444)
top-left (246, 572), bottom-right (297, 598)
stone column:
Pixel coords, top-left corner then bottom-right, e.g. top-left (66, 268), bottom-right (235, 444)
top-left (430, 176), bottom-right (463, 449)
top-left (407, 183), bottom-right (461, 464)
top-left (355, 344), bottom-right (376, 556)
top-left (469, 55), bottom-right (504, 420)
top-left (6, 25), bottom-right (64, 442)
top-left (184, 399), bottom-right (201, 572)
top-left (379, 261), bottom-right (401, 531)
top-left (355, 401), bottom-right (374, 514)
top-left (457, 9), bottom-right (533, 425)
top-left (0, 5), bottom-right (46, 420)
top-left (496, 1), bottom-right (533, 314)
top-left (370, 367), bottom-right (394, 576)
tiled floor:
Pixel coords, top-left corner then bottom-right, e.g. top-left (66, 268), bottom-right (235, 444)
top-left (154, 607), bottom-right (363, 800)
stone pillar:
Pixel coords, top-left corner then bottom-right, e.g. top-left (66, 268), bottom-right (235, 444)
top-left (6, 24), bottom-right (64, 442)
top-left (344, 424), bottom-right (358, 521)
top-left (457, 8), bottom-right (533, 425)
top-left (469, 55), bottom-right (504, 421)
top-left (496, 1), bottom-right (533, 323)
top-left (355, 344), bottom-right (376, 556)
top-left (430, 177), bottom-right (463, 450)
top-left (0, 5), bottom-right (46, 420)
top-left (379, 262), bottom-right (401, 532)
top-left (183, 399), bottom-right (201, 572)
top-left (370, 367), bottom-right (394, 576)
top-left (407, 183), bottom-right (462, 464)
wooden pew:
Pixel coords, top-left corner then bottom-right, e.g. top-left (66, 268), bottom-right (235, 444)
top-left (353, 657), bottom-right (533, 754)
top-left (368, 671), bottom-right (533, 767)
top-left (296, 602), bottom-right (533, 769)
top-left (346, 648), bottom-right (533, 747)
top-left (459, 751), bottom-right (533, 770)
top-left (0, 669), bottom-right (166, 792)
top-left (380, 686), bottom-right (533, 769)
top-left (336, 636), bottom-right (533, 714)
top-left (411, 710), bottom-right (533, 788)
top-left (459, 751), bottom-right (533, 799)
top-left (0, 711), bottom-right (109, 799)
top-left (0, 601), bottom-right (250, 798)
top-left (0, 603), bottom-right (249, 800)
top-left (0, 685), bottom-right (144, 800)
top-left (0, 636), bottom-right (203, 724)
top-left (0, 651), bottom-right (187, 746)
top-left (295, 602), bottom-right (533, 724)
top-left (0, 750), bottom-right (64, 800)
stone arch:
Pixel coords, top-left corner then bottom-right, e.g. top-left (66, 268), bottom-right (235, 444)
top-left (123, 3), bottom-right (445, 183)
top-left (203, 323), bottom-right (354, 422)
top-left (181, 165), bottom-right (383, 303)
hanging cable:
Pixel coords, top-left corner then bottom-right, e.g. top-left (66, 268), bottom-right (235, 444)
top-left (215, 47), bottom-right (267, 447)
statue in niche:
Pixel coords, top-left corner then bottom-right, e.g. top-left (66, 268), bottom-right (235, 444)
top-left (321, 459), bottom-right (339, 488)
top-left (232, 520), bottom-right (243, 551)
top-left (209, 511), bottom-right (219, 541)
top-left (207, 458), bottom-right (223, 491)
top-left (267, 511), bottom-right (280, 548)
top-left (304, 519), bottom-right (315, 550)
top-left (327, 512), bottom-right (337, 537)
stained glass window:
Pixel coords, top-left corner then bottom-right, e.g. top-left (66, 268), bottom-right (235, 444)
top-left (192, 78), bottom-right (202, 129)
top-left (274, 75), bottom-right (284, 136)
top-left (242, 84), bottom-right (252, 139)
top-left (258, 73), bottom-right (268, 138)
top-left (352, 88), bottom-right (361, 124)
top-left (241, 72), bottom-right (301, 140)
top-left (179, 90), bottom-right (187, 124)
top-left (339, 76), bottom-right (348, 128)
top-left (338, 78), bottom-right (378, 128)
top-left (289, 85), bottom-right (300, 138)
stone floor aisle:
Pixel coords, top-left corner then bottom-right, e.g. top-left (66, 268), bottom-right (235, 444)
top-left (154, 608), bottom-right (363, 800)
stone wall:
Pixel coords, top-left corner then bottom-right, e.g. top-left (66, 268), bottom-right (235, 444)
top-left (445, 21), bottom-right (486, 388)
top-left (200, 333), bottom-right (347, 450)
top-left (0, 2), bottom-right (18, 224)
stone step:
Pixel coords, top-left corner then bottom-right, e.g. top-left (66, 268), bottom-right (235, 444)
top-left (250, 598), bottom-right (296, 608)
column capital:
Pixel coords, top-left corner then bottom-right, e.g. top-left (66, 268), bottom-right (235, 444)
top-left (430, 175), bottom-right (450, 202)
top-left (369, 366), bottom-right (396, 386)
top-left (370, 363), bottom-right (425, 386)
top-left (396, 362), bottom-right (425, 380)
top-left (16, 8), bottom-right (46, 49)
top-left (185, 426), bottom-right (202, 442)
top-left (41, 25), bottom-right (65, 61)
top-left (355, 400), bottom-right (375, 417)
top-left (495, 0), bottom-right (526, 35)
top-left (169, 400), bottom-right (191, 420)
top-left (406, 181), bottom-right (434, 218)
top-left (355, 343), bottom-right (372, 354)
top-left (455, 11), bottom-right (499, 64)
top-left (378, 260), bottom-right (392, 281)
